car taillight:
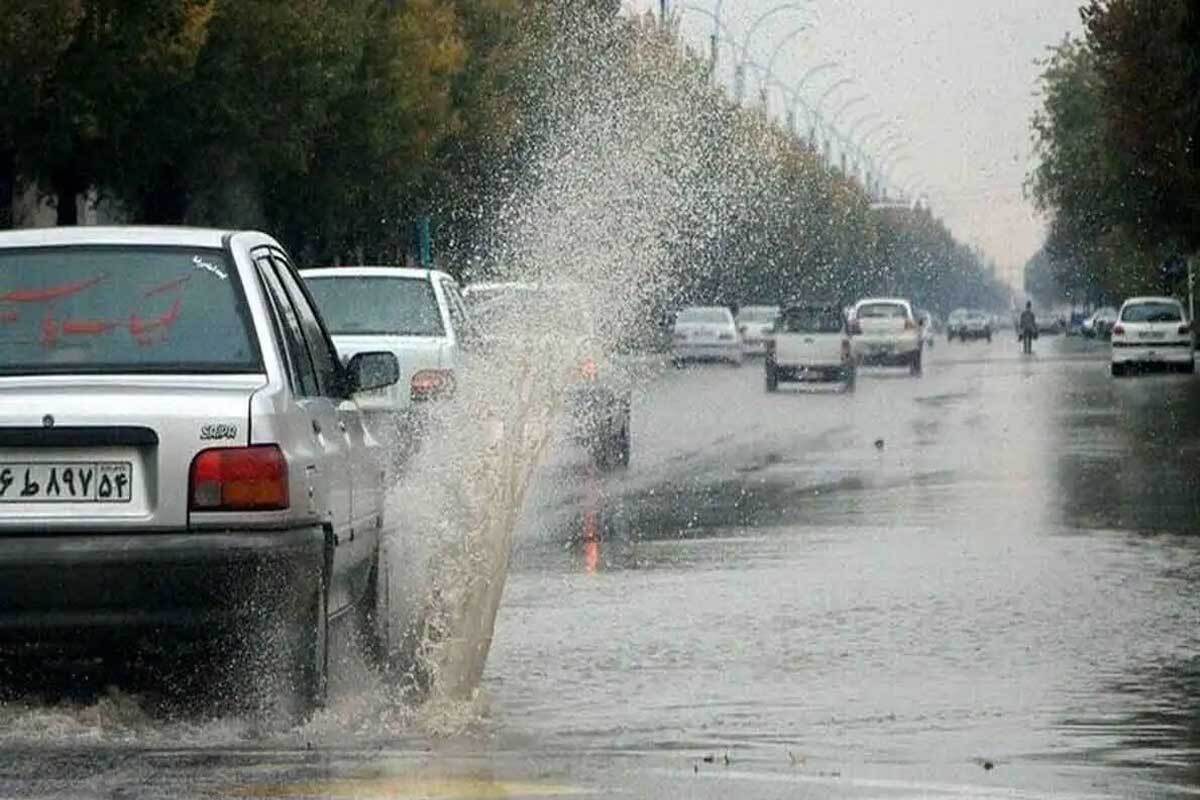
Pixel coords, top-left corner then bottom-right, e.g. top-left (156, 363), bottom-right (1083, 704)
top-left (411, 369), bottom-right (455, 401)
top-left (1112, 324), bottom-right (1125, 336)
top-left (1180, 324), bottom-right (1192, 335)
top-left (904, 319), bottom-right (915, 331)
top-left (579, 357), bottom-right (599, 381)
top-left (190, 445), bottom-right (288, 512)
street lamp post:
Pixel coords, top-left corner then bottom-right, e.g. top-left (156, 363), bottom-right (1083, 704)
top-left (734, 2), bottom-right (816, 103)
top-left (825, 94), bottom-right (868, 166)
top-left (758, 23), bottom-right (817, 108)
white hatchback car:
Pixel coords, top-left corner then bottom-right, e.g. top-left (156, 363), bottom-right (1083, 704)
top-left (671, 306), bottom-right (743, 365)
top-left (1110, 296), bottom-right (1195, 376)
top-left (303, 267), bottom-right (474, 440)
top-left (850, 298), bottom-right (924, 374)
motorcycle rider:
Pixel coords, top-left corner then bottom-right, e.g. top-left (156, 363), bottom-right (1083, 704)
top-left (1019, 301), bottom-right (1037, 354)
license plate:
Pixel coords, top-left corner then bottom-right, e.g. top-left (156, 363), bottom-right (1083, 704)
top-left (0, 462), bottom-right (132, 503)
top-left (1140, 332), bottom-right (1166, 340)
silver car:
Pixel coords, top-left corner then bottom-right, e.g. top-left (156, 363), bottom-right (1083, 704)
top-left (0, 227), bottom-right (400, 711)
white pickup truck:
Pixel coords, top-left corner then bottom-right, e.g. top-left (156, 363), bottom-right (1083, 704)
top-left (765, 304), bottom-right (856, 391)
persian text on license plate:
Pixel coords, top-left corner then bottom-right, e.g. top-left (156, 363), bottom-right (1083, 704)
top-left (0, 462), bottom-right (132, 503)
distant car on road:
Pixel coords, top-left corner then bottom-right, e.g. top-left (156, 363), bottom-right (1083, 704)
top-left (0, 227), bottom-right (402, 713)
top-left (1111, 296), bottom-right (1195, 376)
top-left (303, 267), bottom-right (474, 456)
top-left (1084, 307), bottom-right (1118, 339)
top-left (765, 304), bottom-right (855, 392)
top-left (946, 308), bottom-right (992, 342)
top-left (735, 305), bottom-right (780, 356)
top-left (671, 306), bottom-right (743, 366)
top-left (849, 298), bottom-right (923, 374)
top-left (464, 282), bottom-right (631, 470)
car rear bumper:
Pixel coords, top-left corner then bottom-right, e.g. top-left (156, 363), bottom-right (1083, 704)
top-left (1111, 343), bottom-right (1194, 364)
top-left (853, 337), bottom-right (920, 364)
top-left (0, 527), bottom-right (325, 647)
top-left (741, 337), bottom-right (769, 355)
top-left (672, 343), bottom-right (741, 361)
top-left (773, 363), bottom-right (852, 381)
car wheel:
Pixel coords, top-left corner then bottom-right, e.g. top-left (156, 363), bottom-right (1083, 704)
top-left (362, 541), bottom-right (433, 696)
top-left (288, 578), bottom-right (329, 718)
top-left (614, 417), bottom-right (631, 468)
top-left (1111, 362), bottom-right (1127, 378)
top-left (910, 350), bottom-right (923, 376)
top-left (765, 364), bottom-right (779, 392)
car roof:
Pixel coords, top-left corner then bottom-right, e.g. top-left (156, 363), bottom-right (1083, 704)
top-left (0, 225), bottom-right (236, 249)
top-left (1121, 296), bottom-right (1180, 306)
top-left (855, 297), bottom-right (911, 307)
top-left (302, 265), bottom-right (451, 281)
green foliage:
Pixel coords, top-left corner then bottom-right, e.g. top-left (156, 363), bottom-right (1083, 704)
top-left (1029, 0), bottom-right (1200, 301)
top-left (0, 0), bottom-right (1000, 315)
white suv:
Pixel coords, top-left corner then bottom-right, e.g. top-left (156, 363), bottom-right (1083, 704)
top-left (765, 304), bottom-right (855, 391)
top-left (1111, 296), bottom-right (1195, 376)
top-left (850, 298), bottom-right (923, 375)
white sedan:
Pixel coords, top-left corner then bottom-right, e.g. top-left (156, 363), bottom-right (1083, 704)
top-left (1110, 296), bottom-right (1195, 376)
top-left (671, 306), bottom-right (743, 365)
top-left (850, 298), bottom-right (924, 374)
top-left (736, 305), bottom-right (780, 356)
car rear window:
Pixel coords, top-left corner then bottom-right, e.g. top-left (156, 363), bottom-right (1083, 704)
top-left (1121, 302), bottom-right (1182, 323)
top-left (857, 303), bottom-right (907, 319)
top-left (0, 246), bottom-right (260, 376)
top-left (780, 308), bottom-right (843, 333)
top-left (738, 307), bottom-right (779, 323)
top-left (304, 276), bottom-right (445, 337)
top-left (677, 308), bottom-right (729, 324)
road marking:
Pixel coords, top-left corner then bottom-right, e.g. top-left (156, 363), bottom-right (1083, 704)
top-left (232, 776), bottom-right (591, 799)
top-left (652, 768), bottom-right (1116, 799)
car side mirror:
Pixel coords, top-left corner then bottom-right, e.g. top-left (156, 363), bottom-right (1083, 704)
top-left (346, 351), bottom-right (399, 394)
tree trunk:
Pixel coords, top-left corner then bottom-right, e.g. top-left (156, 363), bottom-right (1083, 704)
top-left (0, 149), bottom-right (14, 230)
top-left (55, 181), bottom-right (78, 226)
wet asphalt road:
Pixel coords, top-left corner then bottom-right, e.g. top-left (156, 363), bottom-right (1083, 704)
top-left (4, 334), bottom-right (1200, 798)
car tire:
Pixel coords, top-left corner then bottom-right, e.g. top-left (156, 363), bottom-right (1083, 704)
top-left (361, 541), bottom-right (433, 697)
top-left (289, 579), bottom-right (329, 717)
top-left (614, 417), bottom-right (631, 468)
top-left (1111, 362), bottom-right (1127, 378)
top-left (765, 364), bottom-right (779, 392)
top-left (910, 350), bottom-right (923, 376)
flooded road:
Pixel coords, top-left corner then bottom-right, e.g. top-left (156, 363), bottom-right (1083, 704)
top-left (4, 335), bottom-right (1200, 798)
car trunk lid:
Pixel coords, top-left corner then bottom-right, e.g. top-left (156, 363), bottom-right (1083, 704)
top-left (0, 374), bottom-right (262, 532)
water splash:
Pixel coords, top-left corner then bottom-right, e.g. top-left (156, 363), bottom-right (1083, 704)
top-left (379, 17), bottom-right (772, 726)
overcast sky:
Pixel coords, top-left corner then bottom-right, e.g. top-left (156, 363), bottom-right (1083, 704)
top-left (623, 0), bottom-right (1084, 286)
